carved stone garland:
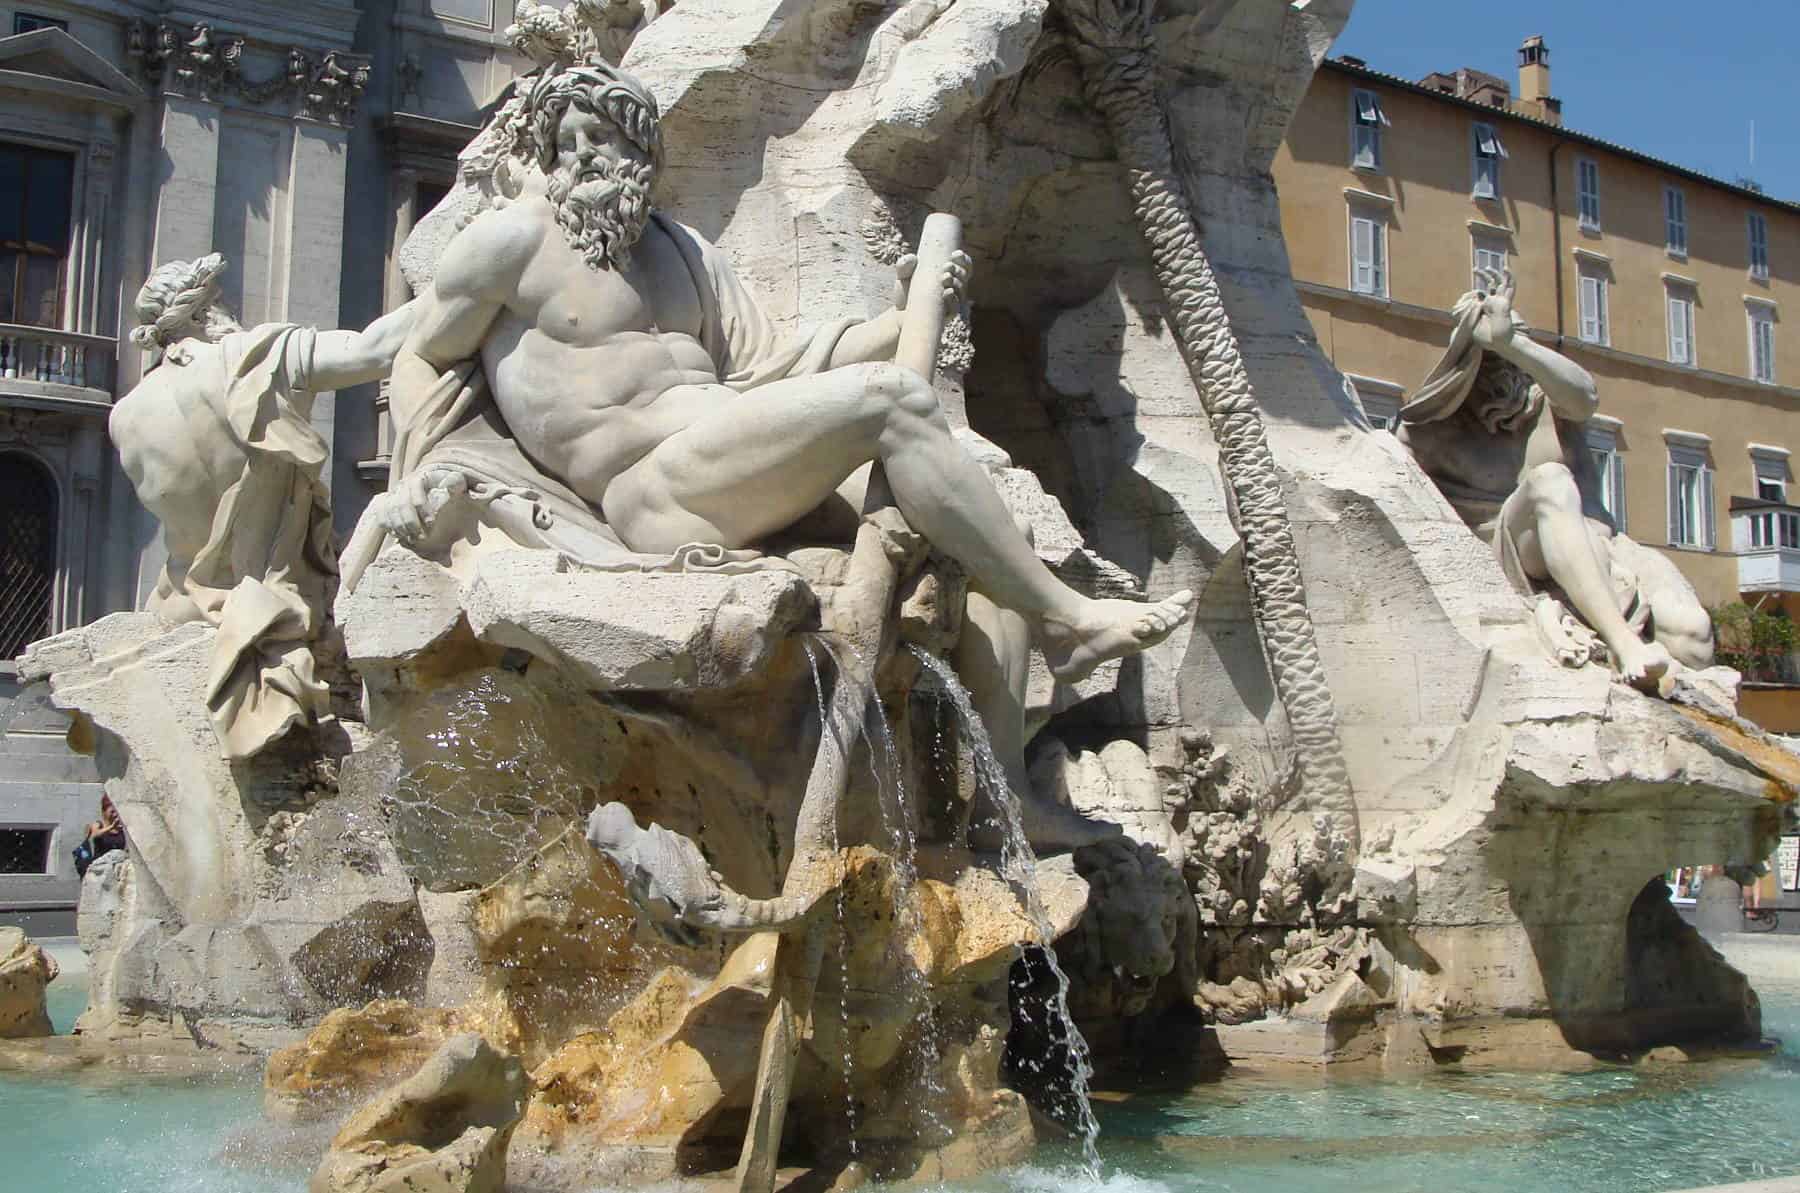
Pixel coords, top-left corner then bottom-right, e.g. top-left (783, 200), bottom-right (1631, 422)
top-left (126, 20), bottom-right (371, 125)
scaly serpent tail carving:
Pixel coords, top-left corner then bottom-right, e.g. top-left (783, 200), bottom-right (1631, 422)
top-left (1058, 0), bottom-right (1359, 871)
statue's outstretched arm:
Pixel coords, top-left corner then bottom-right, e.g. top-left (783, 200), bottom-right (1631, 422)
top-left (307, 299), bottom-right (420, 391)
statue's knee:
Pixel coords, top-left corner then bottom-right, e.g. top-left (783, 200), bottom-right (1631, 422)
top-left (1522, 462), bottom-right (1579, 509)
top-left (865, 361), bottom-right (938, 421)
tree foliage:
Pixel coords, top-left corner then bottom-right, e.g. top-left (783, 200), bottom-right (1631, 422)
top-left (1710, 602), bottom-right (1799, 683)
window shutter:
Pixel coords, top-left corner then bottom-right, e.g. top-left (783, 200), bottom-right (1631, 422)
top-left (1580, 276), bottom-right (1600, 342)
top-left (1352, 218), bottom-right (1374, 292)
top-left (1612, 453), bottom-right (1627, 532)
top-left (1667, 295), bottom-right (1685, 362)
top-left (1701, 463), bottom-right (1716, 550)
top-left (1371, 222), bottom-right (1386, 294)
top-left (1667, 458), bottom-right (1681, 544)
top-left (1577, 159), bottom-right (1600, 227)
top-left (1751, 314), bottom-right (1774, 383)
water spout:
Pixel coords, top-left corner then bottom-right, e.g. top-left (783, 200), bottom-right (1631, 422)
top-left (909, 647), bottom-right (1103, 1178)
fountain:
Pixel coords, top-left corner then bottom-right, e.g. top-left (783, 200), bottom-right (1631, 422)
top-left (3, 2), bottom-right (1798, 1192)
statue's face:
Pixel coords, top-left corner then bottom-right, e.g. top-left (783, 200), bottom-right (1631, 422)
top-left (545, 98), bottom-right (657, 271)
top-left (553, 103), bottom-right (651, 186)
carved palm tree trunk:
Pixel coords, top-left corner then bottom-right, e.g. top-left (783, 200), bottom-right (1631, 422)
top-left (1058, 0), bottom-right (1358, 861)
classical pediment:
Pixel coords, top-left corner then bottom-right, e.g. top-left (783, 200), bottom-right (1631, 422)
top-left (0, 27), bottom-right (144, 105)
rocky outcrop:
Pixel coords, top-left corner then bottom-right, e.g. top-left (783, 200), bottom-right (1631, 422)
top-left (310, 1033), bottom-right (526, 1193)
top-left (513, 844), bottom-right (1080, 1184)
top-left (266, 1001), bottom-right (468, 1123)
top-left (22, 615), bottom-right (426, 1049)
top-left (0, 928), bottom-right (58, 1039)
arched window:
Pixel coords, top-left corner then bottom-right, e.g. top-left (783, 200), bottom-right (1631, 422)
top-left (0, 452), bottom-right (57, 658)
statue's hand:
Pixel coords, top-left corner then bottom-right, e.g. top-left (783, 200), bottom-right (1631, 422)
top-left (892, 250), bottom-right (973, 314)
top-left (1469, 267), bottom-right (1524, 350)
top-left (377, 466), bottom-right (470, 552)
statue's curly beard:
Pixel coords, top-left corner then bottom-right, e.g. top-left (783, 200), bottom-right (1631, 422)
top-left (548, 157), bottom-right (656, 272)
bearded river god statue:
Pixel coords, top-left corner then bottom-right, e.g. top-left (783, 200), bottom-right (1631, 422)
top-left (348, 58), bottom-right (1194, 687)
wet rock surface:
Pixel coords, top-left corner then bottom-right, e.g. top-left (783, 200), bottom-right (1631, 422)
top-left (309, 1033), bottom-right (526, 1193)
top-left (0, 928), bottom-right (57, 1039)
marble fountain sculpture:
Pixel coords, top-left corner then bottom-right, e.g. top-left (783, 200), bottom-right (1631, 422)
top-left (12, 0), bottom-right (1799, 1190)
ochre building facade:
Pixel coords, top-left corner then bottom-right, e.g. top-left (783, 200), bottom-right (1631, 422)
top-left (1275, 41), bottom-right (1800, 662)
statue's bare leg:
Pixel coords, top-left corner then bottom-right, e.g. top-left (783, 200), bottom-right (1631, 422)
top-left (598, 362), bottom-right (1193, 682)
top-left (956, 587), bottom-right (1123, 851)
top-left (1506, 463), bottom-right (1671, 688)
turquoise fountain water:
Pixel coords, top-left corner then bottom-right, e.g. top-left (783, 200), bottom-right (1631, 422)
top-left (7, 937), bottom-right (1800, 1193)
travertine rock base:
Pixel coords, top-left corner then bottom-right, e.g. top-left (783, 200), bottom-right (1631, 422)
top-left (309, 1034), bottom-right (526, 1193)
top-left (0, 928), bottom-right (57, 1039)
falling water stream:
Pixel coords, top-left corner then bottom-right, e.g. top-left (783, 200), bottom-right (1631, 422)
top-left (909, 646), bottom-right (1105, 1179)
top-left (811, 635), bottom-right (954, 1148)
top-left (802, 638), bottom-right (861, 1156)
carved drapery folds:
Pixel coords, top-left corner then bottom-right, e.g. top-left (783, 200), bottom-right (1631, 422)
top-left (125, 20), bottom-right (370, 125)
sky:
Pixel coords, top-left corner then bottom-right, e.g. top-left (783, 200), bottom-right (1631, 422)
top-left (1330, 1), bottom-right (1800, 203)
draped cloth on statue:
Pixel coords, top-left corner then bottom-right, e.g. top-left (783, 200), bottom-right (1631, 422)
top-left (147, 324), bottom-right (336, 759)
top-left (378, 214), bottom-right (858, 568)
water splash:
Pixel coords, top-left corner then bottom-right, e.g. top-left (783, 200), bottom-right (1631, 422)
top-left (910, 646), bottom-right (1104, 1179)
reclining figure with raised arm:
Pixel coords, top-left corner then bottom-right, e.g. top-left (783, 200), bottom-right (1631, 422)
top-left (1398, 271), bottom-right (1713, 688)
top-left (377, 60), bottom-right (1195, 687)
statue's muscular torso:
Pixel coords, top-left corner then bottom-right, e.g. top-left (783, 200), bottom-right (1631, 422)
top-left (1398, 400), bottom-right (1594, 509)
top-left (438, 197), bottom-right (736, 502)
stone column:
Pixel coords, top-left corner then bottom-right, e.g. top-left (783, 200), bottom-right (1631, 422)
top-left (65, 424), bottom-right (105, 631)
top-left (287, 121), bottom-right (351, 498)
top-left (367, 168), bottom-right (422, 474)
top-left (147, 96), bottom-right (221, 273)
top-left (134, 96), bottom-right (221, 604)
top-left (72, 114), bottom-right (118, 337)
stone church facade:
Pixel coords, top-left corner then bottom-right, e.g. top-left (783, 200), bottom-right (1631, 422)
top-left (0, 0), bottom-right (523, 928)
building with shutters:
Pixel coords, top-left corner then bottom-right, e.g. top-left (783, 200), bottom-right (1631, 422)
top-left (1273, 36), bottom-right (1800, 728)
top-left (0, 0), bottom-right (525, 930)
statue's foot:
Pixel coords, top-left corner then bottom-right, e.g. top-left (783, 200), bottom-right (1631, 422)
top-left (969, 795), bottom-right (1125, 855)
top-left (1613, 637), bottom-right (1673, 692)
top-left (1040, 590), bottom-right (1196, 684)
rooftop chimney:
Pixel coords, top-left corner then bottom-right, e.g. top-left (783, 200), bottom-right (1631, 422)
top-left (1515, 35), bottom-right (1562, 125)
